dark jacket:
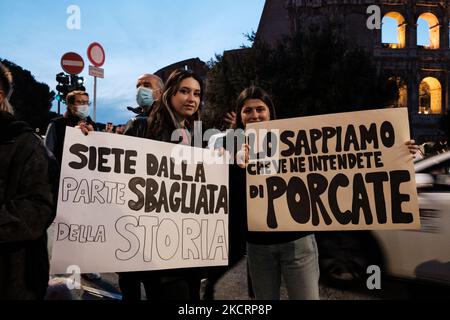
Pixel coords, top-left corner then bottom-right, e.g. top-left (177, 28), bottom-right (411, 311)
top-left (0, 111), bottom-right (56, 299)
top-left (123, 116), bottom-right (148, 138)
top-left (223, 131), bottom-right (312, 245)
top-left (123, 102), bottom-right (156, 138)
top-left (44, 114), bottom-right (96, 165)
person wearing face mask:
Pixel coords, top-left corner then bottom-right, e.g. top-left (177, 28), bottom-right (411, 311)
top-left (117, 74), bottom-right (167, 300)
top-left (44, 91), bottom-right (96, 165)
top-left (44, 91), bottom-right (101, 284)
top-left (123, 73), bottom-right (163, 137)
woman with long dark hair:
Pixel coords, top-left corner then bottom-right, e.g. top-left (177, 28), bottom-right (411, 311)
top-left (119, 69), bottom-right (204, 300)
top-left (232, 86), bottom-right (321, 300)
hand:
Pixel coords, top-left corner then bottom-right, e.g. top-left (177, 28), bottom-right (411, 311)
top-left (210, 146), bottom-right (228, 159)
top-left (236, 143), bottom-right (249, 168)
top-left (405, 139), bottom-right (420, 160)
top-left (76, 121), bottom-right (94, 136)
top-left (224, 111), bottom-right (236, 129)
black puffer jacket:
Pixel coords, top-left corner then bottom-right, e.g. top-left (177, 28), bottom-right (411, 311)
top-left (0, 111), bottom-right (56, 299)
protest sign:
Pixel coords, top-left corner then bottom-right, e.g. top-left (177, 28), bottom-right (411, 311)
top-left (51, 127), bottom-right (228, 274)
top-left (246, 108), bottom-right (420, 231)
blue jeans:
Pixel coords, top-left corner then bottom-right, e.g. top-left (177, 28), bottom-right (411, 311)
top-left (247, 234), bottom-right (320, 300)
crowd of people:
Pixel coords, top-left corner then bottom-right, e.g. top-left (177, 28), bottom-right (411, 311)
top-left (0, 61), bottom-right (421, 300)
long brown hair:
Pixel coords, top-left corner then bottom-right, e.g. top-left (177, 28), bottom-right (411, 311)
top-left (146, 69), bottom-right (203, 137)
top-left (0, 62), bottom-right (13, 114)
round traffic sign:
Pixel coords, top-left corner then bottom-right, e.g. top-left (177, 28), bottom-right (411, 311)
top-left (87, 42), bottom-right (105, 67)
top-left (61, 52), bottom-right (84, 75)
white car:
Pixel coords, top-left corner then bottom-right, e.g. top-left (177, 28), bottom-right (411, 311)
top-left (317, 150), bottom-right (450, 287)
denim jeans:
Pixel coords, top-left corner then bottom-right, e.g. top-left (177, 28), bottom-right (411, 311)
top-left (247, 234), bottom-right (320, 300)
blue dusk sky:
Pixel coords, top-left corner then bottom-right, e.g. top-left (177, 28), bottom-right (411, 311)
top-left (0, 1), bottom-right (432, 125)
top-left (0, 0), bottom-right (266, 124)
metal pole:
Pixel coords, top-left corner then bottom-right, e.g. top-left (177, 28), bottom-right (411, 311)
top-left (93, 76), bottom-right (97, 122)
top-left (58, 99), bottom-right (61, 115)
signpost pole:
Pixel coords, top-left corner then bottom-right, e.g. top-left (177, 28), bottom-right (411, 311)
top-left (93, 76), bottom-right (97, 122)
top-left (87, 42), bottom-right (106, 124)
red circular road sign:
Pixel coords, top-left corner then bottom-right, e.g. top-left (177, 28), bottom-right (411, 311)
top-left (61, 52), bottom-right (84, 75)
top-left (87, 42), bottom-right (105, 67)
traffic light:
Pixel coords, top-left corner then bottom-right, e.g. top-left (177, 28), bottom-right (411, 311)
top-left (56, 72), bottom-right (70, 85)
top-left (55, 72), bottom-right (86, 104)
top-left (56, 72), bottom-right (70, 104)
top-left (71, 75), bottom-right (85, 92)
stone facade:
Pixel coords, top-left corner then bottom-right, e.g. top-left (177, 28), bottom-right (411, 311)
top-left (154, 58), bottom-right (209, 83)
top-left (257, 0), bottom-right (450, 142)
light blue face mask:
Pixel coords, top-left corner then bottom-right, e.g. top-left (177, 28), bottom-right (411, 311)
top-left (136, 86), bottom-right (155, 107)
top-left (75, 105), bottom-right (90, 120)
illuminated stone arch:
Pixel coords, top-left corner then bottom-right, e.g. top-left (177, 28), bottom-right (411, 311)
top-left (419, 77), bottom-right (442, 114)
top-left (382, 12), bottom-right (406, 49)
top-left (417, 13), bottom-right (440, 49)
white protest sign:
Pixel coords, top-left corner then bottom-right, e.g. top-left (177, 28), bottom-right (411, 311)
top-left (246, 108), bottom-right (420, 231)
top-left (51, 127), bottom-right (229, 274)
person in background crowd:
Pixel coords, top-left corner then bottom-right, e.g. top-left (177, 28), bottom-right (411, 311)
top-left (115, 124), bottom-right (126, 134)
top-left (123, 73), bottom-right (164, 137)
top-left (0, 62), bottom-right (56, 299)
top-left (44, 90), bottom-right (96, 165)
top-left (104, 121), bottom-right (114, 133)
top-left (44, 90), bottom-right (99, 281)
top-left (111, 73), bottom-right (164, 300)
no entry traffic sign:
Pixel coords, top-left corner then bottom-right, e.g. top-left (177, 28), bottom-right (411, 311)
top-left (61, 52), bottom-right (84, 75)
top-left (87, 42), bottom-right (105, 67)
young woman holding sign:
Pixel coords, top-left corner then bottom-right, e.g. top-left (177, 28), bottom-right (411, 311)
top-left (121, 68), bottom-right (205, 301)
top-left (231, 86), bottom-right (320, 300)
top-left (231, 86), bottom-right (419, 300)
top-left (76, 69), bottom-right (206, 300)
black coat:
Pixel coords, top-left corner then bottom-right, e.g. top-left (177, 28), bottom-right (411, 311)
top-left (44, 114), bottom-right (96, 165)
top-left (222, 131), bottom-right (311, 245)
top-left (0, 111), bottom-right (56, 299)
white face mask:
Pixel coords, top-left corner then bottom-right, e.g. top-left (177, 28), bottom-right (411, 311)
top-left (136, 86), bottom-right (155, 107)
top-left (74, 105), bottom-right (90, 119)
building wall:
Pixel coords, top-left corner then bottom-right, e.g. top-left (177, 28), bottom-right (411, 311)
top-left (154, 58), bottom-right (209, 83)
top-left (257, 0), bottom-right (450, 142)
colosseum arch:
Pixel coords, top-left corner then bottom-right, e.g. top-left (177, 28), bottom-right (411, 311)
top-left (417, 12), bottom-right (440, 49)
top-left (382, 12), bottom-right (406, 49)
top-left (419, 77), bottom-right (442, 114)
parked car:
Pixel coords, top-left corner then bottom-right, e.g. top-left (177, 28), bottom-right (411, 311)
top-left (317, 150), bottom-right (450, 287)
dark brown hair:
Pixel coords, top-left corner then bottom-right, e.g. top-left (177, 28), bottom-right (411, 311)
top-left (0, 63), bottom-right (12, 94)
top-left (235, 86), bottom-right (276, 129)
top-left (0, 62), bottom-right (13, 113)
top-left (146, 69), bottom-right (203, 136)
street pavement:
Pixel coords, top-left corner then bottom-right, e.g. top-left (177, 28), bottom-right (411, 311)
top-left (75, 258), bottom-right (378, 300)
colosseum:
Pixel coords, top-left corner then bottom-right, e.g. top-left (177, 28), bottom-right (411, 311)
top-left (256, 0), bottom-right (450, 143)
